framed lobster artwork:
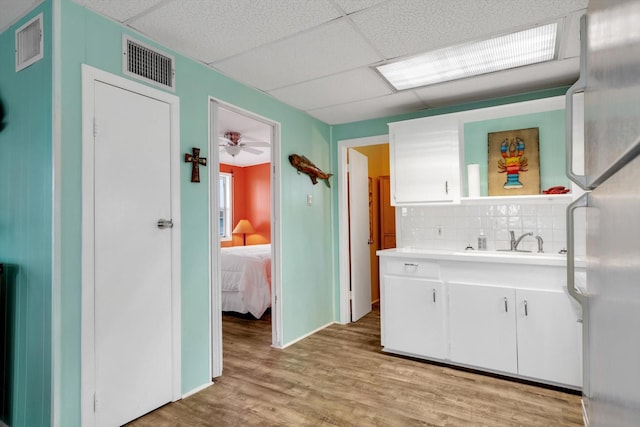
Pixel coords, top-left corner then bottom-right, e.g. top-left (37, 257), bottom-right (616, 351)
top-left (487, 127), bottom-right (540, 196)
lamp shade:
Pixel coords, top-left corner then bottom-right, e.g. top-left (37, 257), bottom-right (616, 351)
top-left (233, 219), bottom-right (255, 234)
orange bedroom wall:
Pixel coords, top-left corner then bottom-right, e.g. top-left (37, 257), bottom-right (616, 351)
top-left (244, 163), bottom-right (271, 245)
top-left (220, 163), bottom-right (270, 247)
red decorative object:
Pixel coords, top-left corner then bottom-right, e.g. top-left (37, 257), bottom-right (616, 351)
top-left (543, 186), bottom-right (570, 194)
top-left (185, 147), bottom-right (207, 183)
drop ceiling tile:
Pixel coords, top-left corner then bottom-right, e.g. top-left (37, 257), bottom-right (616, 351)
top-left (413, 58), bottom-right (579, 109)
top-left (0, 0), bottom-right (43, 32)
top-left (74, 0), bottom-right (166, 23)
top-left (72, 0), bottom-right (587, 126)
top-left (213, 18), bottom-right (384, 91)
top-left (267, 68), bottom-right (393, 111)
top-left (332, 0), bottom-right (387, 14)
top-left (307, 91), bottom-right (427, 125)
top-left (129, 0), bottom-right (341, 63)
top-left (351, 0), bottom-right (588, 59)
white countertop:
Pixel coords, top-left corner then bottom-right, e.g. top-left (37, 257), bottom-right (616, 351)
top-left (377, 248), bottom-right (585, 267)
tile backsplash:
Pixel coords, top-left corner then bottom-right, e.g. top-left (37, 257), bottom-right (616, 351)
top-left (397, 198), bottom-right (586, 256)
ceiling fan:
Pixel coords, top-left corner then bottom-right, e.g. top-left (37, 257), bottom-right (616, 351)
top-left (219, 131), bottom-right (269, 157)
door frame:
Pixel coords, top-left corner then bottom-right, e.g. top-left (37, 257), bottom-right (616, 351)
top-left (338, 134), bottom-right (388, 324)
top-left (209, 98), bottom-right (283, 378)
top-left (80, 65), bottom-right (182, 426)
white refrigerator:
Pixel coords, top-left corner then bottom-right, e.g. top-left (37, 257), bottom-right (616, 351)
top-left (566, 0), bottom-right (640, 426)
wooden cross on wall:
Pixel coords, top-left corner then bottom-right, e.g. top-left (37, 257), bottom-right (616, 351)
top-left (185, 147), bottom-right (207, 183)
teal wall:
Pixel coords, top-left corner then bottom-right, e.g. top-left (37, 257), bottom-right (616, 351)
top-left (0, 3), bottom-right (52, 427)
top-left (58, 1), bottom-right (333, 425)
top-left (463, 109), bottom-right (568, 196)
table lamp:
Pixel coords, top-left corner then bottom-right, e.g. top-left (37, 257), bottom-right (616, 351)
top-left (233, 219), bottom-right (255, 246)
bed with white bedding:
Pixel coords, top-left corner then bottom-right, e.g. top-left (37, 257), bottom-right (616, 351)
top-left (220, 244), bottom-right (271, 318)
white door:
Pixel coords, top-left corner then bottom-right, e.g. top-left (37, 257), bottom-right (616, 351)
top-left (348, 148), bottom-right (372, 321)
top-left (93, 81), bottom-right (174, 427)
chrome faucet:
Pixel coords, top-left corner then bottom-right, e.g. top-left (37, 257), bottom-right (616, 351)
top-left (510, 231), bottom-right (533, 251)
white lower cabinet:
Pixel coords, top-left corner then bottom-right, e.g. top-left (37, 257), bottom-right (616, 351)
top-left (516, 289), bottom-right (582, 386)
top-left (379, 253), bottom-right (583, 389)
top-left (448, 283), bottom-right (518, 374)
top-left (383, 277), bottom-right (446, 359)
top-left (448, 284), bottom-right (582, 387)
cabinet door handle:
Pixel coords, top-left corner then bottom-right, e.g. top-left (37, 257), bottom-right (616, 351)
top-left (404, 263), bottom-right (418, 267)
top-left (524, 300), bottom-right (528, 316)
top-left (432, 289), bottom-right (436, 303)
top-left (445, 180), bottom-right (449, 194)
top-left (504, 297), bottom-right (508, 313)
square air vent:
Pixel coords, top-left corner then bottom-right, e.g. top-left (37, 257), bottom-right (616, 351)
top-left (122, 35), bottom-right (175, 91)
top-left (15, 13), bottom-right (43, 72)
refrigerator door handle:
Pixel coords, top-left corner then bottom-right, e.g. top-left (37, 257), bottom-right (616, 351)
top-left (567, 193), bottom-right (588, 307)
top-left (566, 14), bottom-right (591, 191)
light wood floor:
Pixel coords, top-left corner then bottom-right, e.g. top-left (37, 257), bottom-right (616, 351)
top-left (128, 307), bottom-right (583, 426)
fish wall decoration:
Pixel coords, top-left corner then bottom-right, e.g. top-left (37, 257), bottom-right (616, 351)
top-left (288, 154), bottom-right (333, 188)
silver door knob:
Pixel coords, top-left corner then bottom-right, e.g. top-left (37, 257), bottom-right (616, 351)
top-left (157, 219), bottom-right (173, 229)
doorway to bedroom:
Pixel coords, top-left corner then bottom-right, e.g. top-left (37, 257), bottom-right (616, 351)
top-left (210, 99), bottom-right (282, 378)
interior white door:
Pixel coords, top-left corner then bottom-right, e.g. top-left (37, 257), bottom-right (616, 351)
top-left (348, 148), bottom-right (372, 322)
top-left (93, 81), bottom-right (174, 427)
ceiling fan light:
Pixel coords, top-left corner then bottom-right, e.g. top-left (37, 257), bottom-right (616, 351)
top-left (376, 22), bottom-right (558, 91)
top-left (224, 145), bottom-right (242, 157)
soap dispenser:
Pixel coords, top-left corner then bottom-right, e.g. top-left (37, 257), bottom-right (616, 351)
top-left (478, 230), bottom-right (487, 251)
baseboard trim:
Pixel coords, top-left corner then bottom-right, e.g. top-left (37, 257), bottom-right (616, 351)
top-left (276, 321), bottom-right (335, 350)
top-left (181, 381), bottom-right (213, 399)
top-left (582, 398), bottom-right (589, 427)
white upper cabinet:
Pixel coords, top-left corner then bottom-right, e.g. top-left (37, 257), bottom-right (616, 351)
top-left (389, 114), bottom-right (460, 205)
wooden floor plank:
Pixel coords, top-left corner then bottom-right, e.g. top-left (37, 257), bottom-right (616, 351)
top-left (128, 307), bottom-right (582, 426)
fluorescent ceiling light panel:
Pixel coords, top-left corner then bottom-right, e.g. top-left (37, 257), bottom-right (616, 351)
top-left (377, 23), bottom-right (558, 91)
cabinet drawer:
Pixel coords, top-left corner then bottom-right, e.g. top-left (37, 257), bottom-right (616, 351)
top-left (385, 259), bottom-right (439, 278)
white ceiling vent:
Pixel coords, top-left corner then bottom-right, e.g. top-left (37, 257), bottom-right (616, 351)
top-left (15, 13), bottom-right (43, 72)
top-left (123, 35), bottom-right (175, 91)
